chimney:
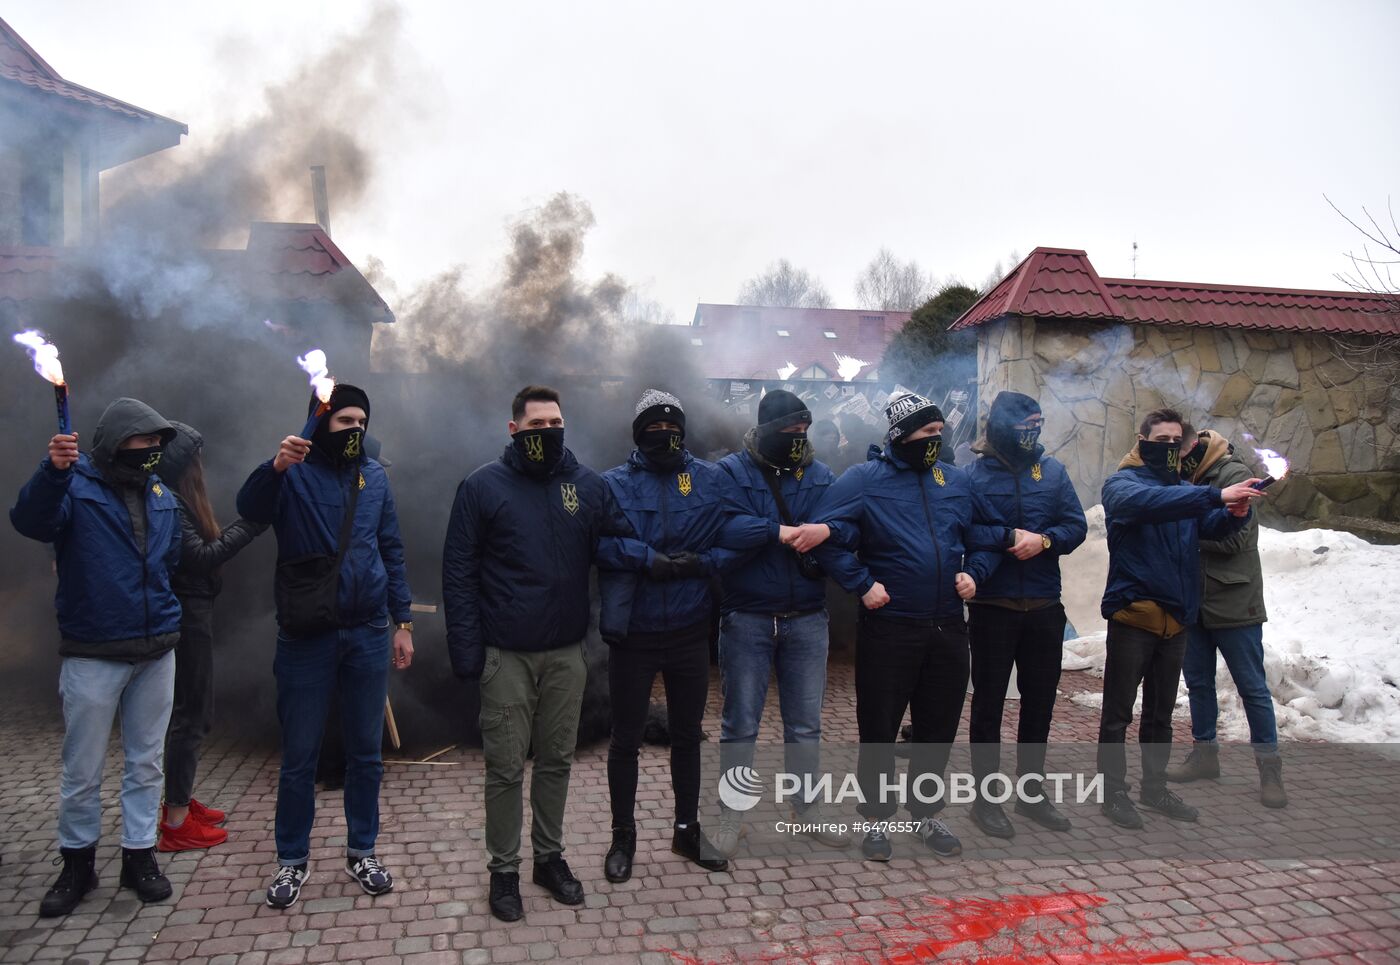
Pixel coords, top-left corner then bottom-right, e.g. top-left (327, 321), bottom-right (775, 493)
top-left (310, 165), bottom-right (330, 235)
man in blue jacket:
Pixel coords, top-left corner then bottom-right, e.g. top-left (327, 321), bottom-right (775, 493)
top-left (11, 398), bottom-right (181, 916)
top-left (810, 392), bottom-right (1000, 861)
top-left (596, 389), bottom-right (743, 882)
top-left (965, 392), bottom-right (1087, 839)
top-left (711, 389), bottom-right (845, 857)
top-left (442, 385), bottom-right (635, 923)
top-left (1097, 408), bottom-right (1265, 829)
top-left (238, 384), bottom-right (414, 910)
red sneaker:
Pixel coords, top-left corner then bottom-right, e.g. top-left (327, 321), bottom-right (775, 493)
top-left (188, 799), bottom-right (226, 826)
top-left (158, 817), bottom-right (228, 852)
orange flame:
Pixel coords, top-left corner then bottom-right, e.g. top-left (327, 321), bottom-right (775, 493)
top-left (296, 349), bottom-right (335, 403)
top-left (12, 330), bottom-right (65, 385)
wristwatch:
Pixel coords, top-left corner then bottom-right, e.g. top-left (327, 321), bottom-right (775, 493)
top-left (396, 621), bottom-right (414, 632)
top-left (1041, 534), bottom-right (1052, 550)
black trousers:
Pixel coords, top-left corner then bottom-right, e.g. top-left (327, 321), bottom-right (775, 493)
top-left (855, 612), bottom-right (969, 820)
top-left (164, 595), bottom-right (215, 807)
top-left (1096, 621), bottom-right (1187, 795)
top-left (607, 623), bottom-right (710, 829)
top-left (968, 603), bottom-right (1066, 783)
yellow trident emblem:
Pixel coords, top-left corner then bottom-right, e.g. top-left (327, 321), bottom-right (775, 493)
top-left (931, 466), bottom-right (946, 487)
top-left (923, 442), bottom-right (938, 467)
top-left (1031, 463), bottom-right (1043, 482)
top-left (342, 432), bottom-right (362, 460)
top-left (151, 483), bottom-right (164, 497)
top-left (677, 472), bottom-right (693, 497)
top-left (669, 435), bottom-right (682, 452)
top-left (524, 434), bottom-right (545, 462)
top-left (789, 437), bottom-right (804, 462)
top-left (561, 482), bottom-right (579, 515)
top-left (1167, 447), bottom-right (1181, 474)
top-left (141, 452), bottom-right (162, 472)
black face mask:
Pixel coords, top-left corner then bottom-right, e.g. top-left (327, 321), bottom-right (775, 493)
top-left (893, 435), bottom-right (942, 470)
top-left (113, 446), bottom-right (164, 475)
top-left (316, 423), bottom-right (365, 468)
top-left (513, 427), bottom-right (566, 477)
top-left (1179, 438), bottom-right (1208, 482)
top-left (1139, 439), bottom-right (1182, 480)
top-left (989, 421), bottom-right (1042, 464)
top-left (638, 429), bottom-right (685, 470)
top-left (758, 430), bottom-right (807, 469)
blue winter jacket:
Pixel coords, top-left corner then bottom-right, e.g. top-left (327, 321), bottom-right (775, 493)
top-left (442, 444), bottom-right (634, 678)
top-left (11, 454), bottom-right (182, 649)
top-left (1100, 463), bottom-right (1248, 627)
top-left (597, 450), bottom-right (751, 638)
top-left (965, 446), bottom-right (1088, 600)
top-left (811, 446), bottom-right (1002, 621)
top-left (714, 449), bottom-right (836, 615)
top-left (236, 412), bottom-right (412, 632)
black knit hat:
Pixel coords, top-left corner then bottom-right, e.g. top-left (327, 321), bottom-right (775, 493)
top-left (885, 392), bottom-right (944, 442)
top-left (757, 389), bottom-right (811, 433)
top-left (308, 382), bottom-right (371, 423)
top-left (632, 388), bottom-right (686, 443)
top-left (988, 391), bottom-right (1041, 429)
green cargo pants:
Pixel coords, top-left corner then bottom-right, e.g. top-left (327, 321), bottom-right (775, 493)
top-left (479, 643), bottom-right (587, 873)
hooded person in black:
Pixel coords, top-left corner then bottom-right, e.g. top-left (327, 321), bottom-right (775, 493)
top-left (11, 398), bottom-right (182, 916)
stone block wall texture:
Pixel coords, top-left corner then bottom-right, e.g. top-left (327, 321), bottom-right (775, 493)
top-left (977, 316), bottom-right (1400, 525)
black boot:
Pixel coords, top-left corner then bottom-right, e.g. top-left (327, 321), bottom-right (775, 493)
top-left (671, 823), bottom-right (728, 872)
top-left (1140, 786), bottom-right (1199, 822)
top-left (1014, 778), bottom-right (1072, 831)
top-left (532, 853), bottom-right (584, 905)
top-left (604, 827), bottom-right (636, 883)
top-left (1166, 743), bottom-right (1220, 782)
top-left (120, 846), bottom-right (172, 903)
top-left (1101, 787), bottom-right (1144, 829)
top-left (970, 799), bottom-right (1015, 839)
top-left (39, 846), bottom-right (98, 918)
top-left (488, 871), bottom-right (523, 922)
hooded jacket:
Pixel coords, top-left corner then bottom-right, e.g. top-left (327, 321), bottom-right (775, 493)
top-left (811, 445), bottom-right (1002, 621)
top-left (1100, 446), bottom-right (1249, 629)
top-left (442, 443), bottom-right (635, 678)
top-left (1189, 432), bottom-right (1267, 629)
top-left (965, 439), bottom-right (1087, 601)
top-left (714, 435), bottom-right (837, 615)
top-left (10, 398), bottom-right (182, 658)
top-left (596, 449), bottom-right (750, 638)
top-left (236, 408), bottom-right (412, 632)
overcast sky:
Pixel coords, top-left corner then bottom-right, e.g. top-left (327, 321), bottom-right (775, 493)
top-left (10, 1), bottom-right (1400, 322)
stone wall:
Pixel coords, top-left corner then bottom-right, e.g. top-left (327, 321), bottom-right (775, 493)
top-left (977, 316), bottom-right (1400, 526)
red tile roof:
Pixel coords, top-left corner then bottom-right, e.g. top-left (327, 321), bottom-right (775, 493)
top-left (951, 246), bottom-right (1400, 336)
top-left (690, 303), bottom-right (910, 381)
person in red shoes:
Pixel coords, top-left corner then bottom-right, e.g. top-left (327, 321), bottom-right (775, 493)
top-left (157, 422), bottom-right (267, 851)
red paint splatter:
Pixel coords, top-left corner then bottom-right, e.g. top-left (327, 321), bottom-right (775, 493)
top-left (663, 889), bottom-right (1263, 965)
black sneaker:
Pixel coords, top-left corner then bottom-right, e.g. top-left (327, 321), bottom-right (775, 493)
top-left (971, 800), bottom-right (1015, 839)
top-left (39, 846), bottom-right (98, 918)
top-left (489, 871), bottom-right (523, 922)
top-left (1101, 788), bottom-right (1144, 829)
top-left (346, 855), bottom-right (393, 896)
top-left (861, 829), bottom-right (892, 862)
top-left (914, 817), bottom-right (962, 857)
top-left (532, 854), bottom-right (584, 906)
top-left (671, 823), bottom-right (728, 873)
top-left (119, 847), bottom-right (172, 903)
top-left (265, 864), bottom-right (310, 910)
top-left (604, 827), bottom-right (636, 883)
top-left (1140, 787), bottom-right (1200, 823)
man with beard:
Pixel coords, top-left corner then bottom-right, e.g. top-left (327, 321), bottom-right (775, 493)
top-left (1167, 430), bottom-right (1285, 808)
top-left (443, 385), bottom-right (635, 922)
top-left (595, 389), bottom-right (740, 882)
top-left (710, 389), bottom-right (846, 857)
top-left (1097, 408), bottom-right (1266, 829)
top-left (11, 399), bottom-right (181, 916)
top-left (964, 392), bottom-right (1087, 838)
top-left (238, 384), bottom-right (414, 910)
top-left (808, 392), bottom-right (999, 861)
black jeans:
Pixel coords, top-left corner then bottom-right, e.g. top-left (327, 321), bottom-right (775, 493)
top-left (607, 622), bottom-right (710, 829)
top-left (164, 595), bottom-right (215, 807)
top-left (968, 603), bottom-right (1066, 784)
top-left (1096, 621), bottom-right (1187, 796)
top-left (855, 612), bottom-right (969, 820)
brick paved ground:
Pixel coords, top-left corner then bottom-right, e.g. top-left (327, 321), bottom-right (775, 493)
top-left (2, 664), bottom-right (1398, 964)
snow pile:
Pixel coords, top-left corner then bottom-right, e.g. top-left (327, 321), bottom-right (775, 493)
top-left (1061, 509), bottom-right (1400, 743)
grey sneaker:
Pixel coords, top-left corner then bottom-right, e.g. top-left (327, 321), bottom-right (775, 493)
top-left (791, 803), bottom-right (848, 849)
top-left (710, 808), bottom-right (744, 859)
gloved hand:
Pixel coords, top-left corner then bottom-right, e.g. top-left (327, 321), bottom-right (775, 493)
top-left (648, 552), bottom-right (681, 581)
top-left (670, 551), bottom-right (708, 579)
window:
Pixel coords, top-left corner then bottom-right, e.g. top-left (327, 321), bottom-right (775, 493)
top-left (859, 316), bottom-right (885, 341)
top-left (775, 329), bottom-right (791, 337)
top-left (799, 364), bottom-right (831, 379)
top-left (822, 330), bottom-right (838, 339)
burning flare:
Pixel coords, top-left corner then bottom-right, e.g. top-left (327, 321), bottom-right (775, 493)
top-left (12, 330), bottom-right (65, 386)
top-left (833, 353), bottom-right (871, 382)
top-left (1253, 447), bottom-right (1289, 480)
top-left (297, 349), bottom-right (335, 403)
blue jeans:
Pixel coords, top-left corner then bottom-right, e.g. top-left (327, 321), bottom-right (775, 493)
top-left (58, 650), bottom-right (176, 850)
top-left (718, 610), bottom-right (828, 808)
top-left (1183, 623), bottom-right (1278, 755)
top-left (274, 619), bottom-right (390, 866)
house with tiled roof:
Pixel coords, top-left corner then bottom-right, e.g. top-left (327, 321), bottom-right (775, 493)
top-left (953, 247), bottom-right (1400, 526)
top-left (0, 16), bottom-right (391, 354)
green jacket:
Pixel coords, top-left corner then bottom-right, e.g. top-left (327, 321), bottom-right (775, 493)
top-left (1198, 452), bottom-right (1267, 628)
